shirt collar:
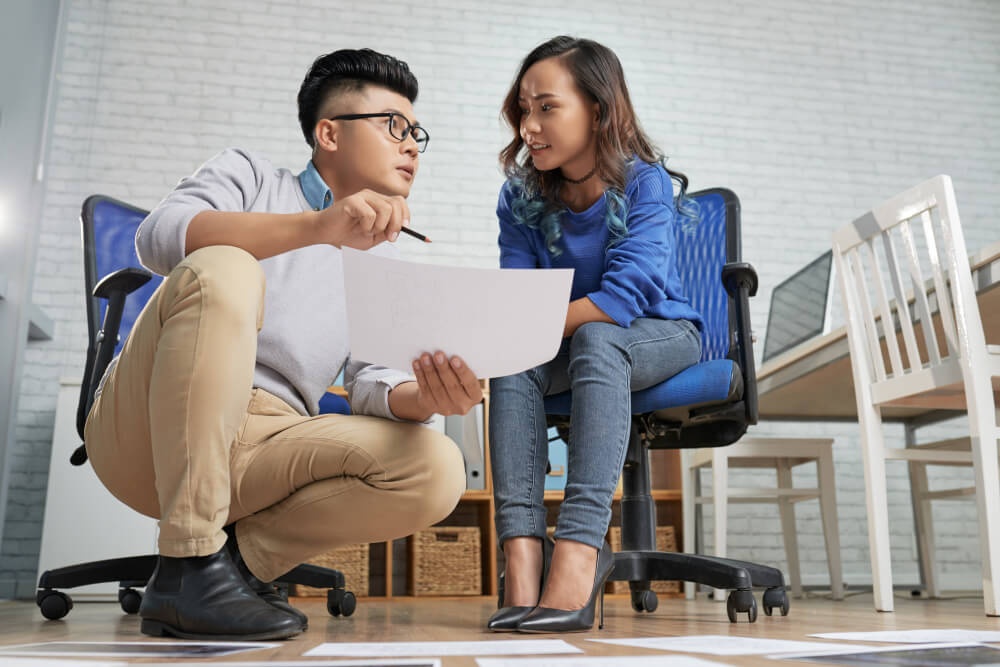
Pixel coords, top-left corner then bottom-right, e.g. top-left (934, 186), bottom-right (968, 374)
top-left (298, 160), bottom-right (334, 211)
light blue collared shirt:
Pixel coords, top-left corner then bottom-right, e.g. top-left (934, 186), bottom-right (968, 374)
top-left (298, 160), bottom-right (333, 211)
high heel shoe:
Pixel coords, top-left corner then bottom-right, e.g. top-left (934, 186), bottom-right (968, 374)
top-left (487, 536), bottom-right (555, 631)
top-left (515, 540), bottom-right (614, 633)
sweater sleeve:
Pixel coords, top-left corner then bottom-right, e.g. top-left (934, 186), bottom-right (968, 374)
top-left (342, 359), bottom-right (422, 421)
top-left (135, 148), bottom-right (266, 276)
top-left (586, 164), bottom-right (676, 327)
top-left (496, 182), bottom-right (539, 269)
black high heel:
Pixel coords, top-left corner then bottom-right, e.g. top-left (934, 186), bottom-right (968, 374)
top-left (487, 536), bottom-right (555, 631)
top-left (516, 540), bottom-right (614, 633)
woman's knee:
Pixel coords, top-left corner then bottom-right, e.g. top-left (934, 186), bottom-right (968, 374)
top-left (568, 323), bottom-right (630, 373)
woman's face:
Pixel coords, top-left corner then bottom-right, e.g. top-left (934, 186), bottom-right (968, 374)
top-left (517, 57), bottom-right (598, 177)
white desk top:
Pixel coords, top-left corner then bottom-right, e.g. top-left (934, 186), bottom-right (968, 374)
top-left (755, 240), bottom-right (1000, 422)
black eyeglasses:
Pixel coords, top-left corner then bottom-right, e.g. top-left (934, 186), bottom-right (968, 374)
top-left (329, 112), bottom-right (430, 153)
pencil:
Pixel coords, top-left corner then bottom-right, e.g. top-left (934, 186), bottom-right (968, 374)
top-left (400, 226), bottom-right (432, 243)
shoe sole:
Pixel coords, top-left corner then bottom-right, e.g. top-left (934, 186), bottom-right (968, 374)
top-left (140, 618), bottom-right (304, 641)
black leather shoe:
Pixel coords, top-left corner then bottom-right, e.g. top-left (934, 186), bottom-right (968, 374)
top-left (488, 536), bottom-right (554, 631)
top-left (224, 524), bottom-right (308, 627)
top-left (139, 548), bottom-right (304, 640)
top-left (516, 540), bottom-right (614, 633)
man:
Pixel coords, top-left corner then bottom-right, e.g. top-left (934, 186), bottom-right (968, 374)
top-left (84, 48), bottom-right (480, 641)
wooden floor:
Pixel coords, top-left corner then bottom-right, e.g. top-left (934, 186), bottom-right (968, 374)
top-left (1, 591), bottom-right (999, 665)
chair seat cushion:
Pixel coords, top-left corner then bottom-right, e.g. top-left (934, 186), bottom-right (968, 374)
top-left (544, 359), bottom-right (740, 416)
top-left (318, 392), bottom-right (351, 415)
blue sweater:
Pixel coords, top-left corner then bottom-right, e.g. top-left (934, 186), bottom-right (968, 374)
top-left (497, 160), bottom-right (703, 330)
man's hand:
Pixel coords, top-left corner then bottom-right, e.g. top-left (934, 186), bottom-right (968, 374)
top-left (388, 352), bottom-right (483, 421)
top-left (318, 189), bottom-right (410, 250)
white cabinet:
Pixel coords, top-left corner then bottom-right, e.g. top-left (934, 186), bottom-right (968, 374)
top-left (37, 379), bottom-right (157, 599)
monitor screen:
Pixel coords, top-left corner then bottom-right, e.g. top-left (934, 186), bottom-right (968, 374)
top-left (762, 250), bottom-right (834, 362)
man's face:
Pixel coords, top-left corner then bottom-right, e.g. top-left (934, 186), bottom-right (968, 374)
top-left (324, 86), bottom-right (422, 198)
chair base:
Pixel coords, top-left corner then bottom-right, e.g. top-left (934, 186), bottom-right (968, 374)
top-left (36, 555), bottom-right (355, 621)
top-left (611, 550), bottom-right (788, 622)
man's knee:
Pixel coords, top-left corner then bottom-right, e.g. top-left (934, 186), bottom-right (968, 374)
top-left (172, 246), bottom-right (266, 326)
top-left (409, 428), bottom-right (467, 524)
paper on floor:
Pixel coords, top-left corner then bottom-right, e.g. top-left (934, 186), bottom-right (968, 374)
top-left (305, 639), bottom-right (581, 658)
top-left (810, 629), bottom-right (1000, 644)
top-left (589, 636), bottom-right (851, 656)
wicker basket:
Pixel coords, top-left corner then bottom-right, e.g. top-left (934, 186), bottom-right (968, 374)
top-left (293, 542), bottom-right (370, 597)
top-left (608, 525), bottom-right (680, 595)
top-left (409, 527), bottom-right (481, 596)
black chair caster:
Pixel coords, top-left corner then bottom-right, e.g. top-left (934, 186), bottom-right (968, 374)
top-left (327, 588), bottom-right (357, 617)
top-left (762, 586), bottom-right (789, 616)
top-left (117, 587), bottom-right (142, 614)
top-left (726, 588), bottom-right (757, 623)
top-left (37, 589), bottom-right (73, 620)
top-left (631, 589), bottom-right (658, 613)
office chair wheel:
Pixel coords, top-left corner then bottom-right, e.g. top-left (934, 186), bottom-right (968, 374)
top-left (630, 589), bottom-right (658, 613)
top-left (726, 589), bottom-right (757, 623)
top-left (37, 590), bottom-right (73, 620)
top-left (327, 588), bottom-right (357, 617)
top-left (118, 587), bottom-right (142, 614)
top-left (762, 587), bottom-right (789, 616)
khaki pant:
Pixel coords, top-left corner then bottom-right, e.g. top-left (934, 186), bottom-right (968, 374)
top-left (85, 246), bottom-right (466, 582)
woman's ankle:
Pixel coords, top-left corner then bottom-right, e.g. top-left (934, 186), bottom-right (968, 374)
top-left (537, 540), bottom-right (598, 610)
top-left (502, 536), bottom-right (544, 607)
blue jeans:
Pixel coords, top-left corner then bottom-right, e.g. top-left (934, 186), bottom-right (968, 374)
top-left (489, 317), bottom-right (701, 550)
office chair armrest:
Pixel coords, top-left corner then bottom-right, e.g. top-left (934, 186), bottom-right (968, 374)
top-left (74, 267), bottom-right (154, 452)
top-left (721, 262), bottom-right (759, 426)
top-left (721, 262), bottom-right (758, 298)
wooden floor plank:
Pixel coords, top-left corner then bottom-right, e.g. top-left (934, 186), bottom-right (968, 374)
top-left (2, 592), bottom-right (999, 665)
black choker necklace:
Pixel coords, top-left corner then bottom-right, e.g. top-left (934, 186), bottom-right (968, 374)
top-left (563, 166), bottom-right (597, 184)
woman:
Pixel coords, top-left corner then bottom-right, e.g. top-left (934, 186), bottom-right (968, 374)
top-left (489, 36), bottom-right (703, 633)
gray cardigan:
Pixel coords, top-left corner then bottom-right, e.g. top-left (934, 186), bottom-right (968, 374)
top-left (134, 147), bottom-right (414, 418)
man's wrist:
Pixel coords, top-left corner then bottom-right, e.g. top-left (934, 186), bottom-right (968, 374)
top-left (387, 381), bottom-right (433, 422)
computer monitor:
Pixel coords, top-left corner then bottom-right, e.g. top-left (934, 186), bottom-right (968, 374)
top-left (762, 250), bottom-right (835, 362)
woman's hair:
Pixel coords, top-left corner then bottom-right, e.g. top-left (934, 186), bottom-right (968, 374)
top-left (500, 36), bottom-right (696, 254)
top-left (297, 48), bottom-right (418, 149)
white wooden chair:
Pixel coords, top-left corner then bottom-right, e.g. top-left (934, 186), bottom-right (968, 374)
top-left (682, 437), bottom-right (844, 601)
top-left (832, 174), bottom-right (1000, 615)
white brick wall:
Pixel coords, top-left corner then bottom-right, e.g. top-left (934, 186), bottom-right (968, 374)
top-left (5, 0), bottom-right (999, 597)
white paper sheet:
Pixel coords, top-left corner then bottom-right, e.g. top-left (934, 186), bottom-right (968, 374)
top-left (177, 661), bottom-right (440, 667)
top-left (589, 636), bottom-right (851, 656)
top-left (810, 628), bottom-right (1000, 644)
top-left (0, 641), bottom-right (275, 658)
top-left (477, 656), bottom-right (729, 667)
top-left (342, 248), bottom-right (573, 378)
top-left (771, 641), bottom-right (993, 661)
top-left (304, 639), bottom-right (581, 658)
top-left (0, 660), bottom-right (129, 667)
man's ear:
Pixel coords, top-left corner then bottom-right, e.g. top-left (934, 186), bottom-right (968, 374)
top-left (314, 119), bottom-right (338, 153)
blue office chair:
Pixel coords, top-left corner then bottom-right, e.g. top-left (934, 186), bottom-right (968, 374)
top-left (36, 194), bottom-right (356, 621)
top-left (545, 188), bottom-right (787, 623)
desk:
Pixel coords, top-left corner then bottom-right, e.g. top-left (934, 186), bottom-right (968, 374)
top-left (756, 240), bottom-right (1000, 422)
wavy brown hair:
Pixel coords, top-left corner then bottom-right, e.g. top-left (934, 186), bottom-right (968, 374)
top-left (500, 36), bottom-right (689, 204)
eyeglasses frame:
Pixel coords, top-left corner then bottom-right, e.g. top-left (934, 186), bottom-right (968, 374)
top-left (327, 112), bottom-right (429, 153)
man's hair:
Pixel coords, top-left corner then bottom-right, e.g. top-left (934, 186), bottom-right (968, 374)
top-left (297, 48), bottom-right (419, 148)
